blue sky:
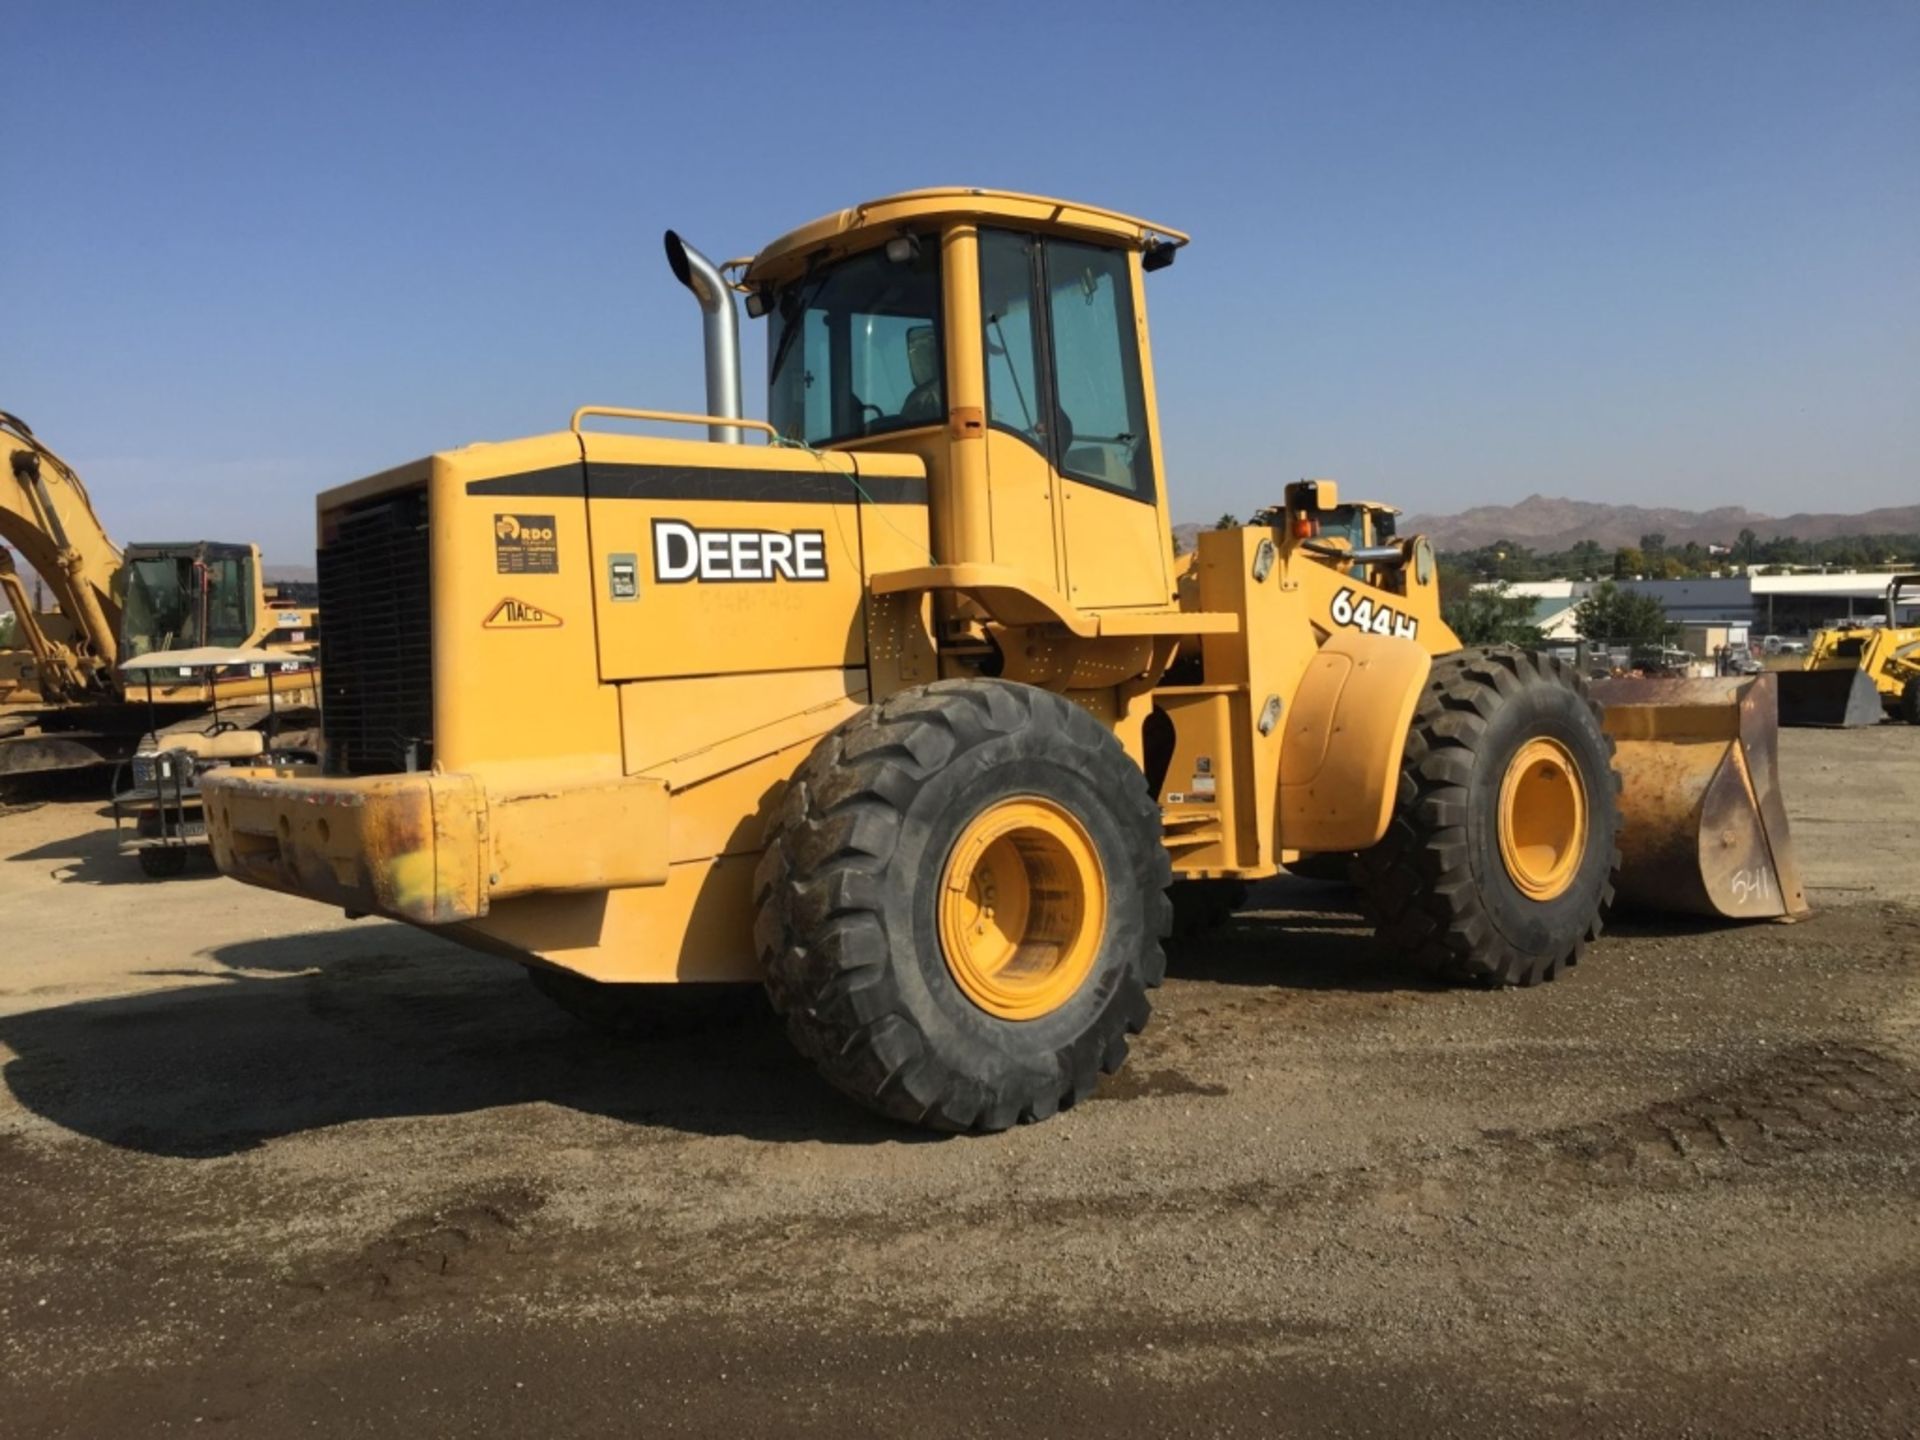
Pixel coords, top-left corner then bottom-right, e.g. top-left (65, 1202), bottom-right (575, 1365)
top-left (10, 1), bottom-right (1916, 565)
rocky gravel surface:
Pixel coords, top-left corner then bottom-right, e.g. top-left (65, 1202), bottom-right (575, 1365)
top-left (1, 725), bottom-right (1916, 1437)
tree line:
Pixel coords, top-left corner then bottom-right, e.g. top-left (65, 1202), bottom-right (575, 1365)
top-left (1442, 580), bottom-right (1681, 650)
top-left (1448, 529), bottom-right (1920, 584)
top-left (1170, 519), bottom-right (1916, 650)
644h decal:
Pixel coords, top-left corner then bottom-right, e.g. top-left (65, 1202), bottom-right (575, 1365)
top-left (1330, 587), bottom-right (1419, 640)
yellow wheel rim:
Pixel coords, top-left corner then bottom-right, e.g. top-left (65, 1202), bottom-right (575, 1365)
top-left (1496, 737), bottom-right (1588, 902)
top-left (938, 796), bottom-right (1107, 1022)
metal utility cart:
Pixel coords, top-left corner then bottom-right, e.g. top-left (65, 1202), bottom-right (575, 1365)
top-left (113, 646), bottom-right (318, 877)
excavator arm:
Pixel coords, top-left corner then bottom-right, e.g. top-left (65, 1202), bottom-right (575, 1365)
top-left (0, 548), bottom-right (66, 695)
top-left (1, 411), bottom-right (124, 701)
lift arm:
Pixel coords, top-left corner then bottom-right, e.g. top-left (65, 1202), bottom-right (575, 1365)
top-left (0, 411), bottom-right (124, 699)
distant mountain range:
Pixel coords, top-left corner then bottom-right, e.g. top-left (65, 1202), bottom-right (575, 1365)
top-left (1177, 496), bottom-right (1920, 556)
top-left (1396, 495), bottom-right (1920, 553)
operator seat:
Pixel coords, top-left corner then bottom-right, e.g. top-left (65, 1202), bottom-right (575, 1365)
top-left (898, 324), bottom-right (942, 424)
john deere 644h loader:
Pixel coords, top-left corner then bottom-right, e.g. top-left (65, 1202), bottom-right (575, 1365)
top-left (202, 189), bottom-right (1802, 1131)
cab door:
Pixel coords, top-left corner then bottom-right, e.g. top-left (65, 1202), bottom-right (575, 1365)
top-left (976, 228), bottom-right (1172, 612)
top-left (1044, 237), bottom-right (1171, 611)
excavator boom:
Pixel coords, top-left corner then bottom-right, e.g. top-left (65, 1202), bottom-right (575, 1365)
top-left (1, 410), bottom-right (123, 700)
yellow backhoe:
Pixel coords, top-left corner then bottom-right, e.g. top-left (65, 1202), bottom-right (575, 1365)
top-left (201, 189), bottom-right (1804, 1131)
top-left (1, 411), bottom-right (320, 781)
top-left (1778, 574), bottom-right (1920, 727)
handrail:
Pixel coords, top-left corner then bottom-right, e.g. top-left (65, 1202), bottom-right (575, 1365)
top-left (1303, 539), bottom-right (1407, 567)
top-left (570, 405), bottom-right (780, 441)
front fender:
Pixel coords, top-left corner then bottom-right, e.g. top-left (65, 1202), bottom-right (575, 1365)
top-left (1277, 631), bottom-right (1430, 853)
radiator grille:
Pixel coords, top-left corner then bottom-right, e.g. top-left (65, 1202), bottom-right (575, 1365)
top-left (318, 487), bottom-right (432, 775)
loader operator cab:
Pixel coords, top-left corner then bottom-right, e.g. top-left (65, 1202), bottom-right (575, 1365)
top-left (1304, 500), bottom-right (1405, 588)
top-left (751, 196), bottom-right (1177, 614)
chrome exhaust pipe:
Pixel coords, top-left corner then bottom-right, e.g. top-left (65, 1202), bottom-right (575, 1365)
top-left (663, 231), bottom-right (744, 444)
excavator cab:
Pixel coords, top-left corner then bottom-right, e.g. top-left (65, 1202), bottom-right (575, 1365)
top-left (117, 542), bottom-right (258, 658)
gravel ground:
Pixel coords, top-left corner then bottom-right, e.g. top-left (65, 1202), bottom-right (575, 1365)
top-left (1, 724), bottom-right (1916, 1438)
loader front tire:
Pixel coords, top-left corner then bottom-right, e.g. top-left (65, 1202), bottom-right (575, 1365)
top-left (1900, 679), bottom-right (1920, 726)
top-left (755, 679), bottom-right (1171, 1132)
top-left (1357, 648), bottom-right (1621, 987)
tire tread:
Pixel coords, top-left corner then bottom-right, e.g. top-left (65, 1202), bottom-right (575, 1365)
top-left (756, 679), bottom-right (1172, 1131)
top-left (1357, 647), bottom-right (1623, 987)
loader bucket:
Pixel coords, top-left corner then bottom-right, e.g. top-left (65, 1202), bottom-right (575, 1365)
top-left (1775, 667), bottom-right (1883, 728)
top-left (1590, 674), bottom-right (1808, 921)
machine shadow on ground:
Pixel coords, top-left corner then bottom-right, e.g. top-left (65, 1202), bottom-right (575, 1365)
top-left (0, 880), bottom-right (1439, 1157)
top-left (0, 922), bottom-right (930, 1156)
top-left (1221, 876), bottom-right (1815, 959)
top-left (4, 803), bottom-right (221, 887)
top-left (1602, 911), bottom-right (1768, 941)
top-left (1168, 876), bottom-right (1449, 995)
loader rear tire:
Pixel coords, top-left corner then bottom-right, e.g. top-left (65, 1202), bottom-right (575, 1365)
top-left (1901, 680), bottom-right (1920, 726)
top-left (1357, 648), bottom-right (1621, 987)
top-left (755, 679), bottom-right (1171, 1132)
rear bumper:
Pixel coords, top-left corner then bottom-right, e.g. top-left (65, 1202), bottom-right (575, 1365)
top-left (201, 766), bottom-right (669, 925)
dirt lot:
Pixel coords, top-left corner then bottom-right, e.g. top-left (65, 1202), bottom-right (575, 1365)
top-left (2, 725), bottom-right (1917, 1438)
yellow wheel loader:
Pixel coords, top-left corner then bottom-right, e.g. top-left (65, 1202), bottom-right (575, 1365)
top-left (200, 189), bottom-right (1803, 1131)
top-left (1779, 574), bottom-right (1920, 727)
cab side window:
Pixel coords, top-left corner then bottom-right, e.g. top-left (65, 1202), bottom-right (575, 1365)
top-left (1045, 239), bottom-right (1151, 495)
top-left (977, 229), bottom-right (1154, 499)
top-left (768, 237), bottom-right (944, 446)
top-left (980, 229), bottom-right (1046, 451)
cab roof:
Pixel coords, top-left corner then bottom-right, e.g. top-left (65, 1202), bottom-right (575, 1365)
top-left (739, 187), bottom-right (1189, 287)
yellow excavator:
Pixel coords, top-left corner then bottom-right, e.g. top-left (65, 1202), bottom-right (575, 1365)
top-left (1778, 574), bottom-right (1920, 727)
top-left (201, 189), bottom-right (1804, 1131)
top-left (1, 410), bottom-right (320, 782)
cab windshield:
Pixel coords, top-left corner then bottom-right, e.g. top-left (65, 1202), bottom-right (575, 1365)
top-left (1317, 506), bottom-right (1396, 548)
top-left (767, 235), bottom-right (943, 447)
top-left (119, 551), bottom-right (254, 656)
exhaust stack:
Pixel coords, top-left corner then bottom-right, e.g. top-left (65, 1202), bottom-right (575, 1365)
top-left (663, 231), bottom-right (744, 444)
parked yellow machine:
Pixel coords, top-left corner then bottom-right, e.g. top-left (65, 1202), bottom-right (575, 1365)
top-left (1782, 574), bottom-right (1920, 727)
top-left (1, 411), bottom-right (322, 779)
top-left (201, 189), bottom-right (1802, 1130)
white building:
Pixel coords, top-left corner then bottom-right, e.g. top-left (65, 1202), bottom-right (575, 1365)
top-left (1484, 572), bottom-right (1915, 637)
